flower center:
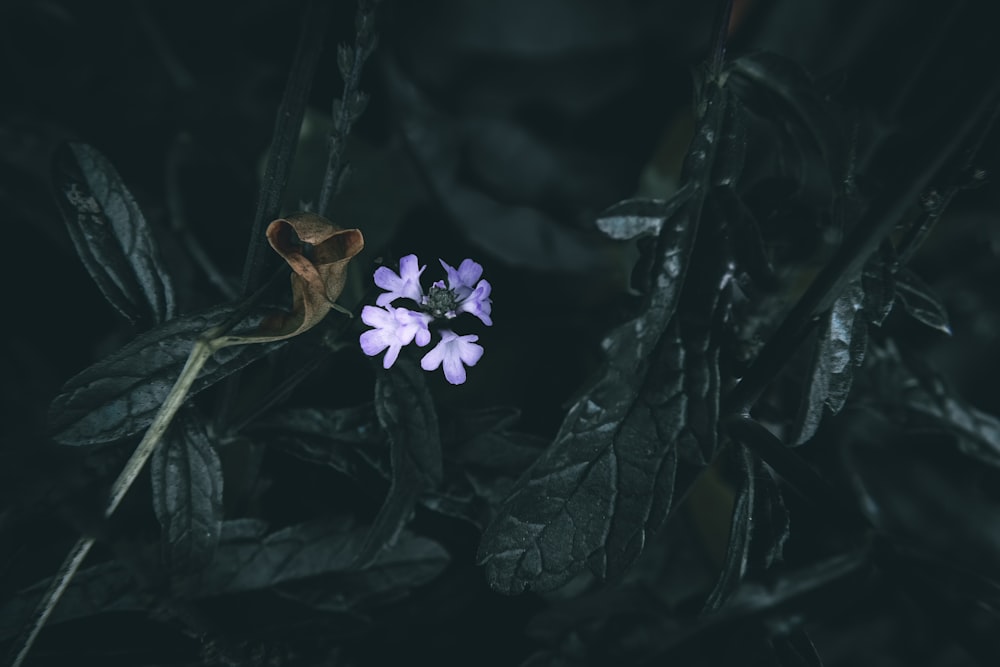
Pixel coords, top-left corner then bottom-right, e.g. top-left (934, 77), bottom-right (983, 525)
top-left (425, 284), bottom-right (459, 318)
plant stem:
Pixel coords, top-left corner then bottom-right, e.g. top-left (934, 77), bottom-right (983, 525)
top-left (709, 0), bottom-right (735, 78)
top-left (239, 0), bottom-right (332, 297)
top-left (317, 0), bottom-right (381, 217)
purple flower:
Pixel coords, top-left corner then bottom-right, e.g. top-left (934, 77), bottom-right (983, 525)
top-left (439, 259), bottom-right (493, 326)
top-left (420, 330), bottom-right (484, 385)
top-left (374, 254), bottom-right (425, 307)
top-left (359, 305), bottom-right (432, 369)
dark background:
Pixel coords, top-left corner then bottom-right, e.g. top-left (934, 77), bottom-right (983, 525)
top-left (2, 1), bottom-right (999, 665)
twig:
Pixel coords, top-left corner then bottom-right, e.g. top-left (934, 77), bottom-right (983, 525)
top-left (317, 0), bottom-right (382, 218)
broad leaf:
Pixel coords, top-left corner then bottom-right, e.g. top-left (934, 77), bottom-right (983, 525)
top-left (478, 80), bottom-right (741, 593)
top-left (792, 277), bottom-right (868, 445)
top-left (356, 359), bottom-right (442, 566)
top-left (0, 519), bottom-right (449, 636)
top-left (0, 563), bottom-right (145, 640)
top-left (188, 519), bottom-right (448, 598)
top-left (52, 142), bottom-right (177, 326)
top-left (48, 304), bottom-right (281, 445)
top-left (273, 530), bottom-right (451, 612)
top-left (894, 268), bottom-right (951, 334)
top-left (151, 410), bottom-right (223, 572)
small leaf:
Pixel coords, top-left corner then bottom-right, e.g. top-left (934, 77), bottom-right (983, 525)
top-left (355, 359), bottom-right (442, 566)
top-left (860, 244), bottom-right (896, 326)
top-left (48, 304), bottom-right (281, 445)
top-left (337, 44), bottom-right (355, 80)
top-left (895, 268), bottom-right (951, 334)
top-left (52, 143), bottom-right (177, 326)
top-left (595, 198), bottom-right (668, 240)
top-left (793, 277), bottom-right (868, 445)
top-left (729, 52), bottom-right (846, 184)
top-left (151, 410), bottom-right (224, 573)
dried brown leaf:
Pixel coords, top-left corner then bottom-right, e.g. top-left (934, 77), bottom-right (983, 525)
top-left (237, 213), bottom-right (363, 343)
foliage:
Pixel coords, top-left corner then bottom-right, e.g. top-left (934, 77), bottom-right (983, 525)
top-left (2, 0), bottom-right (1000, 665)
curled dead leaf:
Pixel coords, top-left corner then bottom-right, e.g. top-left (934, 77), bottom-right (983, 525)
top-left (243, 213), bottom-right (364, 342)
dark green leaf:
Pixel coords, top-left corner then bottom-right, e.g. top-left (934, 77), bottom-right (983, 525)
top-left (151, 410), bottom-right (223, 572)
top-left (447, 407), bottom-right (547, 474)
top-left (478, 80), bottom-right (742, 593)
top-left (595, 198), bottom-right (667, 240)
top-left (356, 359), bottom-right (442, 566)
top-left (478, 221), bottom-right (711, 592)
top-left (895, 268), bottom-right (951, 334)
top-left (52, 142), bottom-right (177, 326)
top-left (860, 244), bottom-right (896, 327)
top-left (0, 519), bottom-right (449, 636)
top-left (272, 527), bottom-right (451, 612)
top-left (703, 446), bottom-right (790, 613)
top-left (0, 563), bottom-right (145, 640)
top-left (48, 304), bottom-right (281, 445)
top-left (253, 404), bottom-right (388, 479)
top-left (729, 52), bottom-right (846, 185)
top-left (188, 519), bottom-right (446, 596)
top-left (792, 277), bottom-right (868, 445)
top-left (684, 82), bottom-right (747, 190)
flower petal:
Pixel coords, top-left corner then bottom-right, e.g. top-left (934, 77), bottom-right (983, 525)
top-left (399, 254), bottom-right (424, 282)
top-left (361, 304), bottom-right (393, 327)
top-left (373, 266), bottom-right (403, 292)
top-left (420, 340), bottom-right (446, 371)
top-left (359, 328), bottom-right (392, 357)
top-left (456, 336), bottom-right (484, 366)
top-left (456, 259), bottom-right (483, 287)
top-left (383, 341), bottom-right (402, 369)
top-left (441, 350), bottom-right (467, 385)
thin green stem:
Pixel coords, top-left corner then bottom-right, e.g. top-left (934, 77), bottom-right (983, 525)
top-left (239, 0), bottom-right (332, 297)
